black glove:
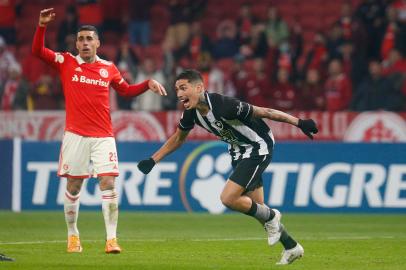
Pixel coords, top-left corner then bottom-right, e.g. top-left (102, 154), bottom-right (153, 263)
top-left (298, 119), bottom-right (318, 140)
top-left (137, 158), bottom-right (156, 174)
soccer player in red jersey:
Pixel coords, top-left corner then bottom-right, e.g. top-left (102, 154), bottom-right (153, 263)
top-left (32, 8), bottom-right (167, 254)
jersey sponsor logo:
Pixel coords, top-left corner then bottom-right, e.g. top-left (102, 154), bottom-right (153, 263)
top-left (99, 68), bottom-right (108, 78)
top-left (71, 74), bottom-right (109, 87)
top-left (55, 53), bottom-right (64, 64)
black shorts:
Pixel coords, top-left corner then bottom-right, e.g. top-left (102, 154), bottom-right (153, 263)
top-left (229, 154), bottom-right (271, 192)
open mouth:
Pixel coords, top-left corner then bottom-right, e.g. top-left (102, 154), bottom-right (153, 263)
top-left (82, 48), bottom-right (90, 53)
top-left (179, 97), bottom-right (190, 108)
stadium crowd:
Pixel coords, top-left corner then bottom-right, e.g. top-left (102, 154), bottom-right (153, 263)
top-left (0, 0), bottom-right (406, 112)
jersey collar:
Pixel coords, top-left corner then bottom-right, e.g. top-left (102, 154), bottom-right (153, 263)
top-left (75, 55), bottom-right (101, 65)
top-left (203, 91), bottom-right (213, 110)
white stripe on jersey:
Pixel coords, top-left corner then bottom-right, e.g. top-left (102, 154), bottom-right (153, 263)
top-left (196, 110), bottom-right (215, 133)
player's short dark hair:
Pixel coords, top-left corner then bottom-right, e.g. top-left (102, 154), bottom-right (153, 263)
top-left (176, 69), bottom-right (203, 84)
top-left (77, 25), bottom-right (99, 38)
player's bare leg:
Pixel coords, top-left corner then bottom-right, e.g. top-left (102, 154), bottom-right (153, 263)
top-left (99, 176), bottom-right (121, 254)
top-left (65, 178), bottom-right (84, 253)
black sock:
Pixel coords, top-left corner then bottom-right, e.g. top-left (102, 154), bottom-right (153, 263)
top-left (245, 200), bottom-right (275, 224)
top-left (279, 225), bottom-right (297, 250)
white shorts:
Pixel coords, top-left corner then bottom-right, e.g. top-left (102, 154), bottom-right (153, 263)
top-left (57, 131), bottom-right (119, 178)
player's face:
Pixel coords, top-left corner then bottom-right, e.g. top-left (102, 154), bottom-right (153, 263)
top-left (76, 31), bottom-right (100, 61)
top-left (175, 79), bottom-right (203, 110)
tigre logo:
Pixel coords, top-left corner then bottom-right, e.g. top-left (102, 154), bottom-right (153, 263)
top-left (71, 74), bottom-right (109, 87)
top-left (55, 53), bottom-right (64, 64)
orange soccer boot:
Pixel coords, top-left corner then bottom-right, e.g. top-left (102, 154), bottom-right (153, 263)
top-left (67, 235), bottom-right (83, 253)
top-left (105, 238), bottom-right (122, 254)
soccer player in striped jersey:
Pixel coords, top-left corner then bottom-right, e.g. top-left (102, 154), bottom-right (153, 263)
top-left (33, 8), bottom-right (167, 254)
top-left (138, 69), bottom-right (318, 265)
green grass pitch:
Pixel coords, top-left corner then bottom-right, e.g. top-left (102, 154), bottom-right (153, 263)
top-left (0, 211), bottom-right (405, 269)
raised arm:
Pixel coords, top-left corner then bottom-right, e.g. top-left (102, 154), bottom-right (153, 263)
top-left (137, 128), bottom-right (190, 174)
top-left (32, 8), bottom-right (59, 65)
top-left (252, 106), bottom-right (318, 139)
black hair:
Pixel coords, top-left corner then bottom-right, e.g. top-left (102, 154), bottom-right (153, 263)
top-left (77, 25), bottom-right (99, 38)
top-left (175, 69), bottom-right (203, 84)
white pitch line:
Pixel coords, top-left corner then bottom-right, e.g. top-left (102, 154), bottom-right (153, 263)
top-left (0, 235), bottom-right (398, 245)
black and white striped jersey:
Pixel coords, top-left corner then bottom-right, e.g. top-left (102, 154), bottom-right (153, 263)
top-left (178, 92), bottom-right (275, 160)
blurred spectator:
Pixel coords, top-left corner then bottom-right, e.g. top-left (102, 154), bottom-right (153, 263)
top-left (302, 32), bottom-right (328, 78)
top-left (391, 0), bottom-right (406, 22)
top-left (127, 0), bottom-right (154, 46)
top-left (236, 3), bottom-right (257, 45)
top-left (381, 6), bottom-right (400, 60)
top-left (239, 24), bottom-right (268, 59)
top-left (0, 36), bottom-right (18, 88)
top-left (0, 0), bottom-right (19, 45)
top-left (57, 5), bottom-right (78, 52)
top-left (338, 2), bottom-right (354, 40)
top-left (164, 0), bottom-right (207, 53)
top-left (265, 6), bottom-right (289, 49)
top-left (28, 75), bottom-right (63, 110)
top-left (327, 23), bottom-right (345, 59)
top-left (102, 0), bottom-right (124, 34)
top-left (299, 68), bottom-right (325, 111)
top-left (176, 21), bottom-right (212, 62)
top-left (382, 49), bottom-right (406, 98)
top-left (324, 59), bottom-right (352, 111)
top-left (339, 41), bottom-right (368, 88)
top-left (0, 63), bottom-right (27, 110)
top-left (269, 67), bottom-right (297, 111)
top-left (133, 57), bottom-right (166, 111)
top-left (212, 19), bottom-right (239, 59)
top-left (76, 0), bottom-right (103, 32)
top-left (115, 40), bottom-right (140, 79)
top-left (351, 59), bottom-right (404, 111)
top-left (289, 21), bottom-right (303, 82)
top-left (354, 0), bottom-right (388, 59)
top-left (197, 52), bottom-right (224, 94)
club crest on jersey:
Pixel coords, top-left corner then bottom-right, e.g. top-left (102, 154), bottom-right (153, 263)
top-left (99, 68), bottom-right (108, 78)
top-left (55, 53), bottom-right (64, 64)
top-left (214, 120), bottom-right (223, 130)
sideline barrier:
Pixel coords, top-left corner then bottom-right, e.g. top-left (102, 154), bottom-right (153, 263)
top-left (1, 140), bottom-right (405, 213)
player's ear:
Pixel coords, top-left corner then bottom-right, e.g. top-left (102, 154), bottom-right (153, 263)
top-left (96, 39), bottom-right (100, 48)
top-left (196, 82), bottom-right (204, 93)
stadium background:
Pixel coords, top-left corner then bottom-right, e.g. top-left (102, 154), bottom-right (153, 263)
top-left (0, 0), bottom-right (405, 269)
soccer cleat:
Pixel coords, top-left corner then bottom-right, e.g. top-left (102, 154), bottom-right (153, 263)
top-left (67, 235), bottom-right (83, 253)
top-left (105, 238), bottom-right (122, 254)
top-left (264, 209), bottom-right (282, 245)
top-left (277, 243), bottom-right (304, 265)
top-left (0, 253), bottom-right (15, 261)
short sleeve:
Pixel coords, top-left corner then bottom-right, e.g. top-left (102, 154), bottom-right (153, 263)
top-left (178, 110), bottom-right (195, 131)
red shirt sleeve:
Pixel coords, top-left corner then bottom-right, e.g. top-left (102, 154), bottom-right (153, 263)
top-left (110, 65), bottom-right (150, 97)
top-left (32, 26), bottom-right (64, 71)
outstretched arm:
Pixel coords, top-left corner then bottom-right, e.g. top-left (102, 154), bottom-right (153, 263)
top-left (137, 128), bottom-right (190, 174)
top-left (113, 79), bottom-right (167, 98)
top-left (252, 106), bottom-right (318, 139)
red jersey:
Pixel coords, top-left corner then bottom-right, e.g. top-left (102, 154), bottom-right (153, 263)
top-left (32, 26), bottom-right (150, 137)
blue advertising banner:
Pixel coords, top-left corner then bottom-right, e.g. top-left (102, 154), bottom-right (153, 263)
top-left (17, 141), bottom-right (406, 212)
top-left (0, 140), bottom-right (13, 209)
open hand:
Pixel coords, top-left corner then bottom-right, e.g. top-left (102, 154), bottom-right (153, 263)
top-left (39, 8), bottom-right (56, 27)
top-left (148, 79), bottom-right (167, 96)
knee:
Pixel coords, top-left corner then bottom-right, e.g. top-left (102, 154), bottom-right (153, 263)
top-left (99, 176), bottom-right (115, 191)
top-left (220, 192), bottom-right (236, 209)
